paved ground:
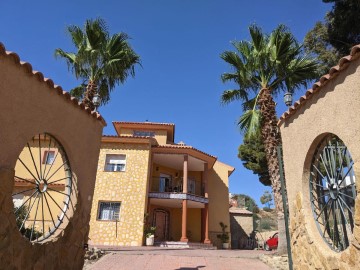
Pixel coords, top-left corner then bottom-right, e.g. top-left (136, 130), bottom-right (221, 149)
top-left (85, 247), bottom-right (274, 270)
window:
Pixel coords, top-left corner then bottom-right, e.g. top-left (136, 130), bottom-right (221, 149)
top-left (133, 130), bottom-right (155, 137)
top-left (43, 150), bottom-right (55, 164)
top-left (188, 179), bottom-right (196, 194)
top-left (104, 154), bottom-right (126, 172)
top-left (97, 202), bottom-right (121, 221)
top-left (159, 174), bottom-right (171, 192)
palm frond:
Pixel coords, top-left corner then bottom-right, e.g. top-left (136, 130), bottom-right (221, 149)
top-left (249, 25), bottom-right (265, 53)
top-left (221, 89), bottom-right (248, 105)
top-left (69, 84), bottom-right (86, 99)
top-left (220, 51), bottom-right (244, 71)
top-left (67, 25), bottom-right (84, 49)
top-left (242, 97), bottom-right (257, 111)
top-left (238, 109), bottom-right (261, 137)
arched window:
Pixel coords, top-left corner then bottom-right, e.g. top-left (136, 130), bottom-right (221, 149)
top-left (309, 134), bottom-right (356, 252)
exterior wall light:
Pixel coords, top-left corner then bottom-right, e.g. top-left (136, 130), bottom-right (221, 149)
top-left (284, 92), bottom-right (293, 107)
top-left (92, 93), bottom-right (101, 112)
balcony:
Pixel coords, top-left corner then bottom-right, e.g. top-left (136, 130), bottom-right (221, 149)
top-left (149, 177), bottom-right (208, 206)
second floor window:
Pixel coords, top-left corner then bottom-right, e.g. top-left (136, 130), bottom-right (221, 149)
top-left (133, 130), bottom-right (155, 137)
top-left (43, 150), bottom-right (55, 164)
top-left (104, 154), bottom-right (126, 172)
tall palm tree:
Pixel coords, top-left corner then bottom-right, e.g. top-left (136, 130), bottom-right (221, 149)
top-left (221, 24), bottom-right (320, 254)
top-left (55, 18), bottom-right (140, 111)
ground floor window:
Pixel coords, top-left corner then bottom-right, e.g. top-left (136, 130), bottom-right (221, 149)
top-left (97, 201), bottom-right (121, 221)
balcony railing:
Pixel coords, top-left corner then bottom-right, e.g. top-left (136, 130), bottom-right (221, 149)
top-left (150, 177), bottom-right (205, 197)
top-left (148, 192), bottom-right (208, 204)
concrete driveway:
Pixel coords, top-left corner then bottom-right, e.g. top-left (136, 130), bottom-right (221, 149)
top-left (85, 247), bottom-right (273, 270)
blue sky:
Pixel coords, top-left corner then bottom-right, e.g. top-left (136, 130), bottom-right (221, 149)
top-left (0, 0), bottom-right (330, 205)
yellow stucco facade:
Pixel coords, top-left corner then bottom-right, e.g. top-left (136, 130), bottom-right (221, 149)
top-left (88, 121), bottom-right (234, 248)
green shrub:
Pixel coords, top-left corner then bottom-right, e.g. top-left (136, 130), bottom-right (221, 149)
top-left (260, 220), bottom-right (271, 230)
top-left (15, 206), bottom-right (43, 240)
top-left (259, 218), bottom-right (276, 231)
top-left (217, 222), bottom-right (229, 243)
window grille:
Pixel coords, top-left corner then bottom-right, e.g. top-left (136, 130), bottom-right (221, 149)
top-left (98, 202), bottom-right (121, 221)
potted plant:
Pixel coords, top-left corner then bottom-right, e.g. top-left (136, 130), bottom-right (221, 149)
top-left (143, 213), bottom-right (156, 246)
top-left (144, 226), bottom-right (156, 246)
top-left (217, 222), bottom-right (230, 249)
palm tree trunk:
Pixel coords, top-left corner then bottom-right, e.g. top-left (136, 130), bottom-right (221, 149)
top-left (83, 80), bottom-right (97, 111)
top-left (258, 88), bottom-right (287, 255)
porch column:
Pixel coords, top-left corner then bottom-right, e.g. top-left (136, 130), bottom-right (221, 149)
top-left (180, 200), bottom-right (188, 242)
top-left (204, 203), bottom-right (211, 244)
top-left (203, 163), bottom-right (210, 243)
top-left (180, 155), bottom-right (188, 242)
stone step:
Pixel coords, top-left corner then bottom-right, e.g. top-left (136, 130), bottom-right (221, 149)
top-left (155, 241), bottom-right (217, 249)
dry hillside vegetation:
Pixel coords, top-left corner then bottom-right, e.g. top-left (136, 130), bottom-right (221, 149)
top-left (255, 208), bottom-right (278, 232)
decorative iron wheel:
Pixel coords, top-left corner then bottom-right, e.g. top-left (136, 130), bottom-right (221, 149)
top-left (310, 134), bottom-right (356, 252)
top-left (13, 133), bottom-right (73, 242)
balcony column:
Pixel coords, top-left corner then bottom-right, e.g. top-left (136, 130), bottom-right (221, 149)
top-left (203, 163), bottom-right (210, 244)
top-left (183, 155), bottom-right (188, 193)
top-left (203, 163), bottom-right (208, 198)
top-left (180, 155), bottom-right (188, 242)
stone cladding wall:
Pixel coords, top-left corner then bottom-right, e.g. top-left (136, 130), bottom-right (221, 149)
top-left (88, 142), bottom-right (151, 246)
top-left (290, 192), bottom-right (360, 270)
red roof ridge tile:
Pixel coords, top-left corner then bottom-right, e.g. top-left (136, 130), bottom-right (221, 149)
top-left (278, 43), bottom-right (360, 125)
top-left (102, 134), bottom-right (152, 139)
top-left (153, 144), bottom-right (217, 159)
top-left (14, 177), bottom-right (65, 187)
top-left (0, 42), bottom-right (106, 126)
top-left (113, 121), bottom-right (175, 126)
top-left (229, 206), bottom-right (253, 214)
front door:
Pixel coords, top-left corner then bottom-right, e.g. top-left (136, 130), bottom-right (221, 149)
top-left (153, 209), bottom-right (169, 241)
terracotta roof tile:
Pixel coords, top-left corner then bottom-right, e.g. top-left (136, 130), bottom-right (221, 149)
top-left (153, 144), bottom-right (217, 159)
top-left (14, 177), bottom-right (65, 187)
top-left (113, 121), bottom-right (174, 126)
top-left (102, 134), bottom-right (152, 139)
top-left (0, 43), bottom-right (106, 126)
top-left (278, 44), bottom-right (360, 125)
top-left (229, 207), bottom-right (253, 215)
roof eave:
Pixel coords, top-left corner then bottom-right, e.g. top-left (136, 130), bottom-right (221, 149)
top-left (278, 44), bottom-right (360, 126)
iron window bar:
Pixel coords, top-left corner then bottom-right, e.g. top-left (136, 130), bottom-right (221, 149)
top-left (13, 133), bottom-right (74, 242)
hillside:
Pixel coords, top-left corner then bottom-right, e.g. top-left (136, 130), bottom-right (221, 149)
top-left (254, 208), bottom-right (278, 232)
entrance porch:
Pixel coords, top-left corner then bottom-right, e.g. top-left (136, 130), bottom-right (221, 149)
top-left (148, 148), bottom-right (215, 244)
top-left (148, 196), bottom-right (209, 243)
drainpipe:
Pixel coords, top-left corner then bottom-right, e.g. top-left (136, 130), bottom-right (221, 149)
top-left (277, 146), bottom-right (293, 270)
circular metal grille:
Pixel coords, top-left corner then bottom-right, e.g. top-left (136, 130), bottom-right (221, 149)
top-left (13, 133), bottom-right (73, 242)
top-left (310, 134), bottom-right (356, 252)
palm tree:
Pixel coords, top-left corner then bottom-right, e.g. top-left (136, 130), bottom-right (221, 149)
top-left (221, 24), bottom-right (319, 254)
top-left (55, 18), bottom-right (140, 111)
